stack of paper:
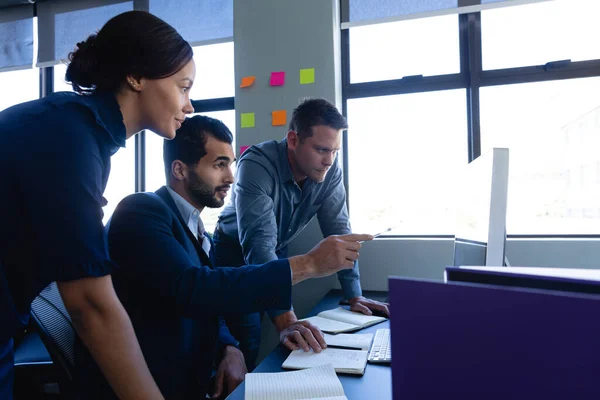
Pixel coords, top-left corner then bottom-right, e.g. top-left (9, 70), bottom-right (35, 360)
top-left (245, 363), bottom-right (347, 400)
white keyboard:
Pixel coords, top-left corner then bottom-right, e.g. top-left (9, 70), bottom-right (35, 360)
top-left (368, 328), bottom-right (391, 363)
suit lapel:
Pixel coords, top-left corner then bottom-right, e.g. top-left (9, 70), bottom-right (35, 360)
top-left (205, 234), bottom-right (216, 265)
top-left (155, 186), bottom-right (213, 267)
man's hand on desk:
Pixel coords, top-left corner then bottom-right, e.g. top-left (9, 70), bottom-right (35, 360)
top-left (289, 233), bottom-right (373, 285)
top-left (274, 311), bottom-right (327, 353)
top-left (349, 296), bottom-right (390, 317)
top-left (211, 345), bottom-right (247, 399)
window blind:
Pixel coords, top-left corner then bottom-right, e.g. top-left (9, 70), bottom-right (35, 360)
top-left (342, 0), bottom-right (552, 28)
top-left (37, 0), bottom-right (133, 67)
top-left (148, 0), bottom-right (233, 46)
top-left (0, 4), bottom-right (33, 72)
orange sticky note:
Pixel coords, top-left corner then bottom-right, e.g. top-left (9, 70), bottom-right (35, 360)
top-left (272, 110), bottom-right (287, 126)
top-left (240, 76), bottom-right (255, 88)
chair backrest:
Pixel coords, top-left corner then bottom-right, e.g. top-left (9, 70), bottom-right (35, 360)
top-left (29, 281), bottom-right (75, 393)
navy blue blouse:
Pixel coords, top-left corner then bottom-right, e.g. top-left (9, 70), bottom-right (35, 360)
top-left (0, 91), bottom-right (126, 341)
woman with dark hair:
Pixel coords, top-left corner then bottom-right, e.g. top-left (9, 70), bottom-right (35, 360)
top-left (0, 10), bottom-right (195, 399)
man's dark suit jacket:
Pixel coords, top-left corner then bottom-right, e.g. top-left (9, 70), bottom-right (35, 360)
top-left (74, 186), bottom-right (292, 399)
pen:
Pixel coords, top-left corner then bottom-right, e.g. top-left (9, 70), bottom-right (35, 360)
top-left (360, 227), bottom-right (392, 243)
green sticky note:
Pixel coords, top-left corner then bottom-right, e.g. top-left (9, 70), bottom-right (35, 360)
top-left (241, 112), bottom-right (255, 128)
top-left (300, 68), bottom-right (315, 84)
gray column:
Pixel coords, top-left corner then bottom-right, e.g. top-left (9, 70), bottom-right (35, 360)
top-left (233, 0), bottom-right (342, 363)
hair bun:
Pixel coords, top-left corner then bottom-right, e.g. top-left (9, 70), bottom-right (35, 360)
top-left (66, 34), bottom-right (100, 94)
top-left (75, 37), bottom-right (96, 53)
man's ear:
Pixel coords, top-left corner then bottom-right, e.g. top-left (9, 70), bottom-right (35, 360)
top-left (286, 130), bottom-right (299, 150)
top-left (171, 160), bottom-right (187, 181)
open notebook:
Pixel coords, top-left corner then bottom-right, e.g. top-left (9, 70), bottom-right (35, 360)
top-left (245, 363), bottom-right (347, 400)
top-left (301, 307), bottom-right (386, 333)
top-left (282, 347), bottom-right (369, 376)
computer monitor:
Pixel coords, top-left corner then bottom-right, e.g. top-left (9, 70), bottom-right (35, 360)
top-left (389, 276), bottom-right (600, 399)
top-left (445, 266), bottom-right (600, 296)
top-left (453, 147), bottom-right (509, 267)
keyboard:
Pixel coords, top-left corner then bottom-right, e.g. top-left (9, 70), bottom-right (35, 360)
top-left (368, 328), bottom-right (391, 363)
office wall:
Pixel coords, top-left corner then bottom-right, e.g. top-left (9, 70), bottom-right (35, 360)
top-left (233, 0), bottom-right (342, 362)
top-left (355, 238), bottom-right (600, 290)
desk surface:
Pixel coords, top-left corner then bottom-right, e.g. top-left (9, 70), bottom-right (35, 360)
top-left (226, 290), bottom-right (391, 400)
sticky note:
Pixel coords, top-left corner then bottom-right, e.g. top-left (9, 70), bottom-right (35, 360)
top-left (240, 76), bottom-right (255, 88)
top-left (270, 71), bottom-right (285, 86)
top-left (272, 110), bottom-right (287, 126)
top-left (240, 145), bottom-right (250, 155)
top-left (241, 113), bottom-right (255, 128)
top-left (300, 68), bottom-right (315, 84)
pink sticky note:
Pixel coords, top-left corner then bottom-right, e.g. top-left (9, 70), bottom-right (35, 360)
top-left (270, 71), bottom-right (285, 86)
top-left (240, 145), bottom-right (250, 155)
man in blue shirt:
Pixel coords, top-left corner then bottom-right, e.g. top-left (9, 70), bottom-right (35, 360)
top-left (214, 98), bottom-right (389, 369)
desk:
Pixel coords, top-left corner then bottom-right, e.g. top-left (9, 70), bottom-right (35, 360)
top-left (227, 290), bottom-right (391, 400)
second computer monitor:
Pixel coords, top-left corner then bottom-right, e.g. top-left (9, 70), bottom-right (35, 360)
top-left (453, 148), bottom-right (509, 267)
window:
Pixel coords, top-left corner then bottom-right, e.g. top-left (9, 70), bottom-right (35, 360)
top-left (349, 15), bottom-right (459, 83)
top-left (0, 68), bottom-right (38, 111)
top-left (480, 77), bottom-right (600, 234)
top-left (482, 0), bottom-right (600, 70)
top-left (53, 63), bottom-right (72, 92)
top-left (345, 14), bottom-right (465, 235)
top-left (192, 41), bottom-right (234, 99)
top-left (102, 142), bottom-right (136, 225)
top-left (347, 90), bottom-right (467, 234)
top-left (344, 1), bottom-right (600, 236)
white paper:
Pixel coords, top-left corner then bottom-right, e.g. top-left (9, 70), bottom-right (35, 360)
top-left (282, 348), bottom-right (369, 376)
top-left (318, 307), bottom-right (386, 327)
top-left (301, 316), bottom-right (358, 333)
top-left (324, 333), bottom-right (373, 350)
top-left (245, 364), bottom-right (346, 400)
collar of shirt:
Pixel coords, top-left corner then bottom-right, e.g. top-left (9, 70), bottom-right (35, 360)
top-left (88, 92), bottom-right (126, 153)
top-left (54, 91), bottom-right (126, 155)
top-left (166, 186), bottom-right (203, 240)
top-left (276, 138), bottom-right (318, 193)
top-left (276, 138), bottom-right (296, 184)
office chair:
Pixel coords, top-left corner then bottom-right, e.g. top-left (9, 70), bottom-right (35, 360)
top-left (13, 329), bottom-right (58, 398)
top-left (30, 281), bottom-right (75, 398)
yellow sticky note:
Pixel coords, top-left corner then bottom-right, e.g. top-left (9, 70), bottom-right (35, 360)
top-left (300, 68), bottom-right (315, 84)
top-left (272, 110), bottom-right (287, 126)
top-left (241, 113), bottom-right (255, 128)
top-left (240, 76), bottom-right (255, 88)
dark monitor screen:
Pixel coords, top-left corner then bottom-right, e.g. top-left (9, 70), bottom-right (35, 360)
top-left (445, 266), bottom-right (600, 296)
